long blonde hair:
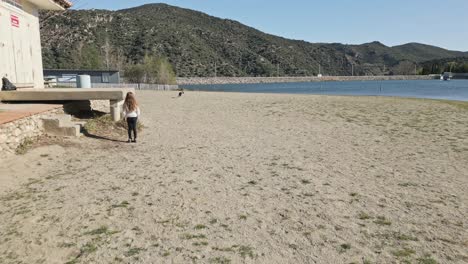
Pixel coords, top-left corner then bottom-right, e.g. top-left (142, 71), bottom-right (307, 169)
top-left (124, 92), bottom-right (138, 112)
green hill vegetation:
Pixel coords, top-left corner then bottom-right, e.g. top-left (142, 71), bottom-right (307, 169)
top-left (419, 57), bottom-right (468, 75)
top-left (40, 3), bottom-right (468, 80)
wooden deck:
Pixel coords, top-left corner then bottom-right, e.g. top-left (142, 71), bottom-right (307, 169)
top-left (0, 88), bottom-right (135, 121)
top-left (0, 88), bottom-right (133, 101)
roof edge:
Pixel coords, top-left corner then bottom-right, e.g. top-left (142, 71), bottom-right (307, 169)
top-left (52, 0), bottom-right (72, 9)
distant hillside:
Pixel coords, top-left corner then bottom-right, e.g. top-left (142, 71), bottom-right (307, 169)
top-left (419, 57), bottom-right (468, 74)
top-left (40, 4), bottom-right (468, 77)
top-left (392, 43), bottom-right (467, 63)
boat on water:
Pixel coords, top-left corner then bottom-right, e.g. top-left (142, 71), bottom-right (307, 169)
top-left (441, 72), bottom-right (452, 81)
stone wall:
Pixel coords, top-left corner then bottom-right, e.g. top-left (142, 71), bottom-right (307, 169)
top-left (177, 75), bottom-right (434, 85)
top-left (91, 100), bottom-right (110, 113)
top-left (0, 107), bottom-right (64, 155)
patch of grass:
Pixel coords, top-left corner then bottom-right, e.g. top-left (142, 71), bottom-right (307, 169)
top-left (175, 221), bottom-right (188, 228)
top-left (239, 215), bottom-right (248, 220)
top-left (124, 247), bottom-right (145, 257)
top-left (212, 246), bottom-right (235, 252)
top-left (84, 114), bottom-right (144, 136)
top-left (209, 218), bottom-right (218, 224)
top-left (358, 212), bottom-right (371, 220)
top-left (374, 216), bottom-right (392, 226)
top-left (111, 201), bottom-right (130, 208)
top-left (398, 182), bottom-right (418, 187)
top-left (13, 208), bottom-right (31, 215)
top-left (289, 243), bottom-right (298, 250)
top-left (58, 242), bottom-right (76, 248)
top-left (438, 237), bottom-right (456, 244)
top-left (80, 242), bottom-right (98, 254)
top-left (392, 248), bottom-right (416, 258)
top-left (162, 251), bottom-right (170, 257)
top-left (238, 245), bottom-right (255, 259)
top-left (301, 179), bottom-right (311, 185)
top-left (394, 232), bottom-right (419, 241)
top-left (194, 224), bottom-right (207, 230)
top-left (209, 257), bottom-right (231, 264)
top-left (15, 137), bottom-right (37, 155)
top-left (180, 233), bottom-right (207, 240)
top-left (192, 241), bottom-right (208, 246)
top-left (339, 243), bottom-right (351, 252)
top-left (84, 226), bottom-right (118, 236)
top-left (83, 114), bottom-right (115, 133)
top-left (417, 255), bottom-right (438, 264)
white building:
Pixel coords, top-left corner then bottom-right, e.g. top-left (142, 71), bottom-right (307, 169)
top-left (0, 0), bottom-right (72, 88)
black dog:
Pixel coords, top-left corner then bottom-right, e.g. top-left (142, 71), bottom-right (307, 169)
top-left (2, 76), bottom-right (16, 91)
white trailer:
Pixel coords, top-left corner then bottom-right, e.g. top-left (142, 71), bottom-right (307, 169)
top-left (0, 0), bottom-right (72, 88)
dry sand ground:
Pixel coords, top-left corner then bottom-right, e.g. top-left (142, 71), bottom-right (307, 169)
top-left (0, 91), bottom-right (467, 264)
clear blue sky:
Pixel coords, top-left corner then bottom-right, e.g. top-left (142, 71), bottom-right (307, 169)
top-left (73, 0), bottom-right (468, 52)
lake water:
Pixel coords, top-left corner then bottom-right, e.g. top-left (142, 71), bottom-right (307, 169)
top-left (182, 80), bottom-right (468, 101)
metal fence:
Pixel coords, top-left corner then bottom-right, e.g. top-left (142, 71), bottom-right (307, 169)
top-left (93, 83), bottom-right (179, 90)
top-left (53, 82), bottom-right (178, 91)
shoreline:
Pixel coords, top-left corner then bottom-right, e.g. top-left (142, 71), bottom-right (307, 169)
top-left (177, 75), bottom-right (434, 85)
top-left (182, 90), bottom-right (468, 103)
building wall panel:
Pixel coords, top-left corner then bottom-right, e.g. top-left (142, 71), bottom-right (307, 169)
top-left (0, 3), bottom-right (16, 81)
top-left (0, 1), bottom-right (43, 88)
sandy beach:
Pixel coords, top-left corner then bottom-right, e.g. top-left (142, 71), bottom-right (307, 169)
top-left (0, 91), bottom-right (467, 264)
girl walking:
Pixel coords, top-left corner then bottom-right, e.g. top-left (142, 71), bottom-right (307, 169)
top-left (122, 92), bottom-right (140, 143)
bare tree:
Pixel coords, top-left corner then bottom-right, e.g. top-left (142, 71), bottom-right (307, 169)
top-left (393, 61), bottom-right (416, 75)
top-left (40, 0), bottom-right (86, 30)
top-left (102, 36), bottom-right (112, 69)
top-left (40, 0), bottom-right (88, 47)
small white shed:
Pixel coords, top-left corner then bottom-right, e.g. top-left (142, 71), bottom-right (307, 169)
top-left (0, 0), bottom-right (72, 88)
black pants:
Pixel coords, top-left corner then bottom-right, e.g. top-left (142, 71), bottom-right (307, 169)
top-left (127, 117), bottom-right (138, 140)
